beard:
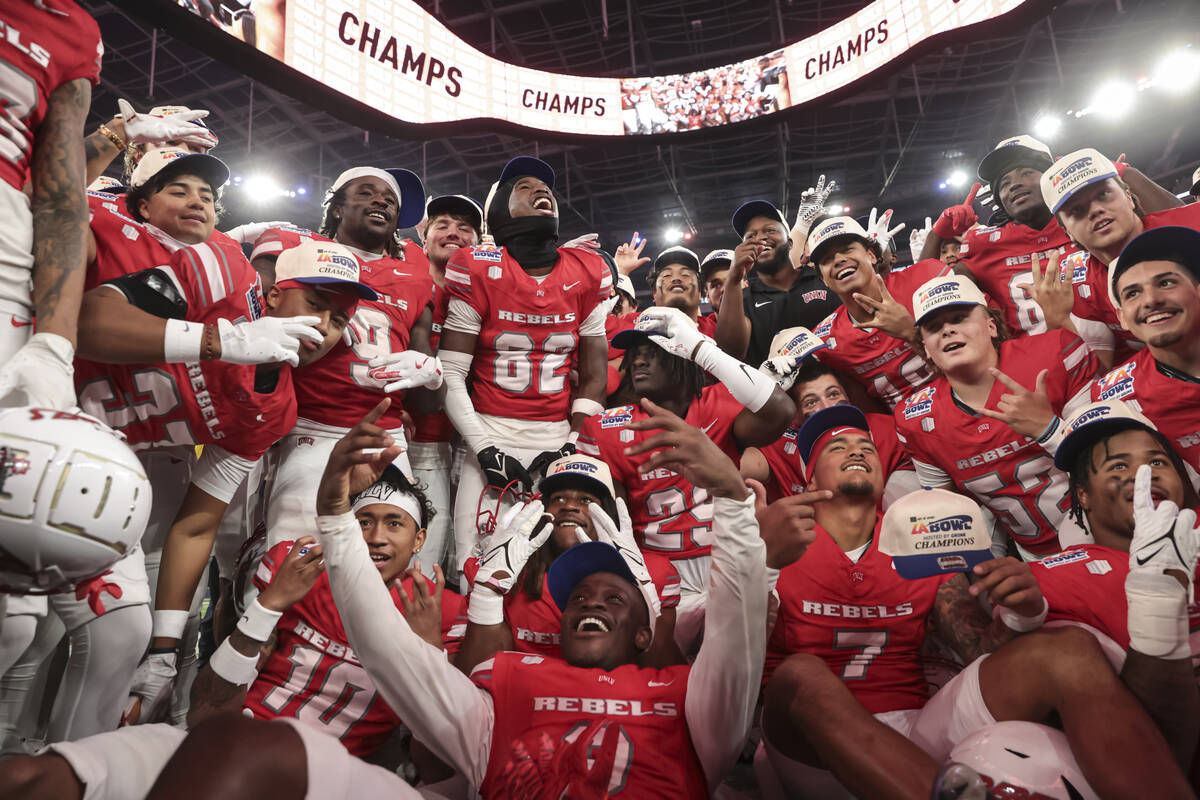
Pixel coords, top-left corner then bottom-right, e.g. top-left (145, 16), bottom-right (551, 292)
top-left (837, 476), bottom-right (876, 497)
top-left (754, 241), bottom-right (793, 276)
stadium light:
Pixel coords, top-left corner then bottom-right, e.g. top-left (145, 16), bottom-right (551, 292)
top-left (682, 231), bottom-right (693, 242)
top-left (297, 187), bottom-right (308, 196)
top-left (243, 175), bottom-right (297, 200)
top-left (663, 228), bottom-right (682, 243)
top-left (1033, 114), bottom-right (1062, 140)
top-left (1091, 81), bottom-right (1137, 119)
top-left (1154, 49), bottom-right (1200, 93)
top-left (842, 205), bottom-right (852, 214)
top-left (946, 170), bottom-right (969, 189)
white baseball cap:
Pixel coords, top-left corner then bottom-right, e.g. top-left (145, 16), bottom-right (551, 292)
top-left (538, 454), bottom-right (616, 502)
top-left (768, 326), bottom-right (828, 361)
top-left (88, 175), bottom-right (124, 193)
top-left (1039, 149), bottom-right (1120, 214)
top-left (880, 488), bottom-right (992, 579)
top-left (806, 216), bottom-right (872, 264)
top-left (1053, 399), bottom-right (1158, 471)
top-left (1189, 165), bottom-right (1200, 196)
top-left (977, 134), bottom-right (1054, 187)
top-left (129, 145), bottom-right (228, 190)
top-left (614, 273), bottom-right (636, 302)
top-left (326, 167), bottom-right (426, 228)
top-left (274, 239), bottom-right (378, 301)
top-left (912, 275), bottom-right (988, 325)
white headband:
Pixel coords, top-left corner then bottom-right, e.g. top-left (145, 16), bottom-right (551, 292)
top-left (351, 482), bottom-right (424, 527)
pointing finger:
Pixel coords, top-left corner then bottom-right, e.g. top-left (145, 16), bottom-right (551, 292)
top-left (987, 367), bottom-right (1025, 393)
top-left (964, 182), bottom-right (982, 206)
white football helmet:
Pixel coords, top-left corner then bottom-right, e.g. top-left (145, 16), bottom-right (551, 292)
top-left (947, 722), bottom-right (1098, 800)
top-left (0, 408), bottom-right (151, 594)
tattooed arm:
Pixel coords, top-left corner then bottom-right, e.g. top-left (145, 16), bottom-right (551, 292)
top-left (83, 114), bottom-right (125, 187)
top-left (31, 77), bottom-right (91, 347)
top-left (927, 574), bottom-right (1018, 664)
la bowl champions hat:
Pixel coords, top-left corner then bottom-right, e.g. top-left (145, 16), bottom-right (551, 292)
top-left (1039, 148), bottom-right (1119, 215)
top-left (911, 275), bottom-right (988, 325)
top-left (880, 488), bottom-right (992, 579)
top-left (274, 239), bottom-right (378, 301)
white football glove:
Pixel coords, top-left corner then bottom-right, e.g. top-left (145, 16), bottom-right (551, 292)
top-left (0, 333), bottom-right (75, 410)
top-left (367, 351), bottom-right (444, 392)
top-left (1130, 464), bottom-right (1198, 591)
top-left (223, 221), bottom-right (294, 245)
top-left (118, 99), bottom-right (216, 149)
top-left (794, 175), bottom-right (837, 236)
top-left (474, 501), bottom-right (553, 598)
top-left (866, 207), bottom-right (906, 250)
top-left (562, 233), bottom-right (601, 251)
top-left (758, 353), bottom-right (803, 391)
top-left (217, 316), bottom-right (323, 367)
top-left (909, 217), bottom-right (933, 261)
top-left (587, 500), bottom-right (661, 625)
top-left (634, 306), bottom-right (711, 362)
top-left (127, 651), bottom-right (177, 724)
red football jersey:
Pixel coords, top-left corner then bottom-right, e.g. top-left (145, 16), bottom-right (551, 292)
top-left (766, 521), bottom-right (953, 714)
top-left (812, 260), bottom-right (950, 410)
top-left (1092, 350), bottom-right (1200, 477)
top-left (444, 243), bottom-right (611, 421)
top-left (1066, 204), bottom-right (1200, 362)
top-left (87, 202), bottom-right (173, 290)
top-left (472, 652), bottom-right (708, 799)
top-left (244, 541), bottom-right (464, 757)
top-left (895, 330), bottom-right (1098, 555)
top-left (959, 218), bottom-right (1081, 337)
top-left (577, 384), bottom-right (744, 557)
top-left (1034, 544), bottom-right (1200, 654)
top-left (0, 0), bottom-right (102, 190)
top-left (461, 554), bottom-right (680, 660)
top-left (253, 226), bottom-right (435, 430)
top-left (411, 282), bottom-right (454, 443)
top-left (75, 240), bottom-right (293, 460)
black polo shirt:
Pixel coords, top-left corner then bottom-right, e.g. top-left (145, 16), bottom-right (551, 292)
top-left (740, 268), bottom-right (841, 365)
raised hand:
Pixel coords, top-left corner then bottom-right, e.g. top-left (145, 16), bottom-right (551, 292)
top-left (794, 175), bottom-right (837, 234)
top-left (397, 561), bottom-right (447, 648)
top-left (932, 182), bottom-right (981, 239)
top-left (1016, 250), bottom-right (1074, 331)
top-left (852, 274), bottom-right (917, 340)
top-left (588, 499), bottom-right (661, 621)
top-left (624, 398), bottom-right (748, 500)
top-left (316, 399), bottom-right (405, 515)
top-left (865, 207), bottom-right (906, 248)
top-left (118, 99), bottom-right (216, 148)
top-left (257, 537), bottom-right (325, 613)
top-left (474, 501), bottom-right (553, 597)
top-left (758, 353), bottom-right (803, 391)
top-left (632, 306), bottom-right (711, 361)
top-left (1130, 464), bottom-right (1198, 592)
top-left (909, 217), bottom-right (933, 259)
top-left (526, 442), bottom-right (577, 480)
top-left (751, 479), bottom-right (831, 569)
top-left (614, 232), bottom-right (650, 275)
top-left (977, 368), bottom-right (1056, 439)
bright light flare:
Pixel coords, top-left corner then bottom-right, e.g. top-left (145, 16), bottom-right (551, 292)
top-left (1033, 115), bottom-right (1062, 140)
top-left (1154, 49), bottom-right (1200, 93)
top-left (1091, 81), bottom-right (1137, 119)
top-left (663, 228), bottom-right (682, 243)
top-left (946, 170), bottom-right (969, 189)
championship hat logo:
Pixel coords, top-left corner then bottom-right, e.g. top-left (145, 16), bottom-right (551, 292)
top-left (1095, 362), bottom-right (1137, 401)
top-left (881, 488), bottom-right (991, 579)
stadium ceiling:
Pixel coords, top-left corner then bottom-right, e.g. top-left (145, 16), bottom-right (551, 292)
top-left (86, 0), bottom-right (1200, 264)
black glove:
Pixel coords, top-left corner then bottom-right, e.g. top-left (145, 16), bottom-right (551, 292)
top-left (477, 446), bottom-right (533, 492)
top-left (527, 442), bottom-right (577, 480)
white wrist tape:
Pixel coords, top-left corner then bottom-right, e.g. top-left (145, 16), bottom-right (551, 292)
top-left (993, 596), bottom-right (1048, 633)
top-left (765, 567), bottom-right (781, 594)
top-left (1126, 569), bottom-right (1190, 660)
top-left (208, 639), bottom-right (260, 686)
top-left (693, 340), bottom-right (775, 412)
top-left (152, 609), bottom-right (189, 640)
top-left (236, 598), bottom-right (283, 643)
top-left (570, 398), bottom-right (604, 419)
top-left (467, 587), bottom-right (506, 626)
top-left (162, 318), bottom-right (205, 363)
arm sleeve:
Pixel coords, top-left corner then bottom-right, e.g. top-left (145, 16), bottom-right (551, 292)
top-left (579, 301), bottom-right (608, 337)
top-left (441, 349), bottom-right (490, 454)
top-left (1058, 330), bottom-right (1100, 400)
top-left (190, 445), bottom-right (256, 505)
top-left (912, 457), bottom-right (954, 488)
top-left (443, 297), bottom-right (483, 335)
top-left (1069, 313), bottom-right (1115, 354)
top-left (315, 511), bottom-right (493, 785)
top-left (685, 493), bottom-right (767, 792)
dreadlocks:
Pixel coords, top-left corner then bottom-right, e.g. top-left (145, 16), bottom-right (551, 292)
top-left (320, 186), bottom-right (407, 259)
top-left (611, 341), bottom-right (707, 409)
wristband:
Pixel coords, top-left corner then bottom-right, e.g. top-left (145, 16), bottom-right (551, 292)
top-left (993, 597), bottom-right (1048, 633)
top-left (1126, 569), bottom-right (1190, 660)
top-left (208, 639), bottom-right (260, 686)
top-left (567, 430), bottom-right (580, 445)
top-left (163, 318), bottom-right (205, 363)
top-left (236, 598), bottom-right (283, 642)
top-left (152, 609), bottom-right (189, 640)
top-left (571, 398), bottom-right (604, 418)
top-left (1036, 416), bottom-right (1060, 443)
top-left (467, 587), bottom-right (506, 626)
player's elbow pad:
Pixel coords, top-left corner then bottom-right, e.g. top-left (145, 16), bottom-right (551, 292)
top-left (104, 268), bottom-right (189, 320)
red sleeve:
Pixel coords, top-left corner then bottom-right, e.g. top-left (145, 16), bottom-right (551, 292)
top-left (1052, 329), bottom-right (1100, 407)
top-left (62, 8), bottom-right (103, 87)
top-left (469, 656), bottom-right (498, 692)
top-left (645, 552), bottom-right (681, 610)
top-left (590, 252), bottom-right (614, 306)
top-left (576, 415), bottom-right (603, 457)
top-left (867, 413), bottom-right (913, 476)
top-left (166, 240), bottom-right (253, 313)
top-left (252, 541), bottom-right (296, 592)
top-left (444, 247), bottom-right (490, 318)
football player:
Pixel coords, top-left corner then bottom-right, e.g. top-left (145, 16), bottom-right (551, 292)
top-left (409, 194), bottom-right (483, 575)
top-left (1036, 400), bottom-right (1200, 766)
top-left (455, 454), bottom-right (683, 673)
top-left (255, 397), bottom-right (766, 798)
top-left (0, 1), bottom-right (100, 412)
top-left (1035, 149), bottom-right (1200, 367)
top-left (894, 275), bottom-right (1099, 557)
top-left (743, 328), bottom-right (917, 504)
top-left (700, 248), bottom-right (733, 314)
top-left (578, 306), bottom-right (793, 647)
top-left (640, 246), bottom-right (718, 335)
top-left (805, 216), bottom-right (950, 410)
top-left (918, 135), bottom-right (1179, 338)
top-left (0, 466), bottom-right (459, 800)
top-left (439, 157), bottom-right (611, 574)
top-left (758, 406), bottom-right (1193, 799)
top-left (1098, 226), bottom-right (1200, 485)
